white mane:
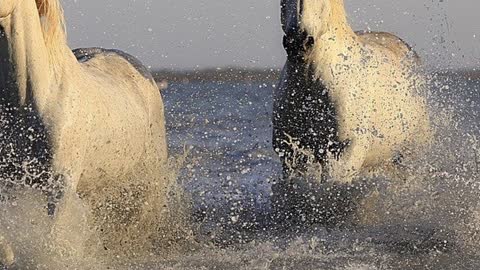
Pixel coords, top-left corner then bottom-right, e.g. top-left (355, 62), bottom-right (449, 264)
top-left (301, 0), bottom-right (351, 39)
top-left (35, 0), bottom-right (67, 71)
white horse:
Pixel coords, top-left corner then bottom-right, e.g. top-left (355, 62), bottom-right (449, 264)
top-left (0, 0), bottom-right (169, 265)
top-left (273, 0), bottom-right (432, 185)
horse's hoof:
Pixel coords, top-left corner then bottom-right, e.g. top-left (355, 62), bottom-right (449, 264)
top-left (0, 242), bottom-right (15, 268)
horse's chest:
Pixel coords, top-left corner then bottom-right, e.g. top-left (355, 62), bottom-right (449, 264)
top-left (274, 64), bottom-right (343, 160)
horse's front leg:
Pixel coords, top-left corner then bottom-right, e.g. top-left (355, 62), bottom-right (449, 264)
top-left (48, 165), bottom-right (90, 256)
top-left (327, 134), bottom-right (370, 184)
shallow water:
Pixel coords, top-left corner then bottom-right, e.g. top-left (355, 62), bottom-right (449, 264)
top-left (157, 73), bottom-right (480, 269)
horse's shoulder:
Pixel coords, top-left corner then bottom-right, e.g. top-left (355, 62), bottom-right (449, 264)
top-left (355, 31), bottom-right (420, 62)
top-left (72, 47), bottom-right (154, 81)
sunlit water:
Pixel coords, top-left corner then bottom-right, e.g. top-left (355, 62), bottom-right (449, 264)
top-left (1, 73), bottom-right (480, 269)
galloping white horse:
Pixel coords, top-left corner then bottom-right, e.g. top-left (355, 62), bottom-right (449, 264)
top-left (273, 0), bottom-right (432, 185)
top-left (0, 0), bottom-right (168, 265)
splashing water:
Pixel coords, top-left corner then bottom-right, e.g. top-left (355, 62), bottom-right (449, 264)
top-left (1, 71), bottom-right (480, 269)
top-left (157, 71), bottom-right (480, 269)
top-left (0, 149), bottom-right (191, 269)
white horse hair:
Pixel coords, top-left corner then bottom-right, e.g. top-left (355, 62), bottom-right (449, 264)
top-left (273, 0), bottom-right (432, 185)
top-left (0, 0), bottom-right (169, 264)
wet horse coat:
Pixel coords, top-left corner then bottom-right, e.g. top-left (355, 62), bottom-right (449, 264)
top-left (0, 0), bottom-right (169, 264)
top-left (273, 0), bottom-right (431, 183)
